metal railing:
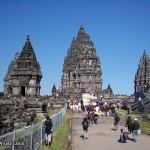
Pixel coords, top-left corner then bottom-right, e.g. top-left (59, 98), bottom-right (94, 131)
top-left (131, 97), bottom-right (150, 110)
top-left (0, 103), bottom-right (67, 150)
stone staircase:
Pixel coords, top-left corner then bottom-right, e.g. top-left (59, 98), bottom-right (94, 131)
top-left (98, 116), bottom-right (114, 124)
top-left (27, 107), bottom-right (47, 113)
top-left (27, 107), bottom-right (48, 120)
top-left (72, 113), bottom-right (124, 127)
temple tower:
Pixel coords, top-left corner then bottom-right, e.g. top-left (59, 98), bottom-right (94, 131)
top-left (61, 25), bottom-right (102, 97)
top-left (51, 84), bottom-right (57, 97)
top-left (4, 35), bottom-right (42, 98)
top-left (134, 50), bottom-right (150, 95)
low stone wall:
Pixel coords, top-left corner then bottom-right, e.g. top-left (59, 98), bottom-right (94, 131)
top-left (0, 103), bottom-right (37, 135)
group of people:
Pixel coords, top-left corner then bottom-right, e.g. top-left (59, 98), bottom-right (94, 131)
top-left (69, 100), bottom-right (118, 118)
top-left (81, 112), bottom-right (120, 140)
top-left (118, 116), bottom-right (140, 143)
top-left (69, 101), bottom-right (83, 113)
top-left (80, 101), bottom-right (118, 140)
top-left (86, 111), bottom-right (99, 124)
top-left (45, 100), bottom-right (141, 145)
top-left (81, 110), bottom-right (140, 143)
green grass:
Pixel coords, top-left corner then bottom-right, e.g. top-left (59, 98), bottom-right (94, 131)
top-left (36, 115), bottom-right (45, 121)
top-left (139, 121), bottom-right (150, 135)
top-left (40, 110), bottom-right (71, 150)
top-left (48, 108), bottom-right (62, 116)
top-left (116, 109), bottom-right (128, 115)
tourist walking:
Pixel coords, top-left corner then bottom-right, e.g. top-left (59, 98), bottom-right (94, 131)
top-left (127, 103), bottom-right (131, 114)
top-left (82, 117), bottom-right (89, 140)
top-left (117, 102), bottom-right (120, 109)
top-left (138, 105), bottom-right (145, 120)
top-left (105, 104), bottom-right (110, 116)
top-left (132, 118), bottom-right (140, 142)
top-left (126, 116), bottom-right (133, 134)
top-left (87, 111), bottom-right (91, 124)
top-left (78, 102), bottom-right (81, 113)
top-left (114, 114), bottom-right (120, 131)
top-left (111, 105), bottom-right (116, 117)
top-left (90, 111), bottom-right (95, 124)
top-left (44, 116), bottom-right (53, 146)
top-left (93, 113), bottom-right (99, 124)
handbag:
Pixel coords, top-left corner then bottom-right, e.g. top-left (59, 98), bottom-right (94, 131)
top-left (137, 129), bottom-right (141, 135)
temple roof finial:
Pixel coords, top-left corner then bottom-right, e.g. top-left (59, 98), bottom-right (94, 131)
top-left (143, 49), bottom-right (147, 56)
top-left (80, 24), bottom-right (84, 31)
top-left (27, 35), bottom-right (30, 42)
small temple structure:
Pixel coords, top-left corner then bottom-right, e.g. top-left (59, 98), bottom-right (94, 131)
top-left (4, 35), bottom-right (42, 98)
top-left (61, 25), bottom-right (103, 98)
top-left (103, 84), bottom-right (114, 98)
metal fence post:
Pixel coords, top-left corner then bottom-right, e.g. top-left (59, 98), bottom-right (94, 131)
top-left (30, 124), bottom-right (33, 150)
top-left (40, 121), bottom-right (43, 149)
top-left (12, 130), bottom-right (15, 150)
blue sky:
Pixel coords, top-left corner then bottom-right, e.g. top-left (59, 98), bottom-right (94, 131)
top-left (0, 0), bottom-right (150, 96)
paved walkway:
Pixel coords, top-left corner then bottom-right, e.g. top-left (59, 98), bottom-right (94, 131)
top-left (71, 112), bottom-right (150, 150)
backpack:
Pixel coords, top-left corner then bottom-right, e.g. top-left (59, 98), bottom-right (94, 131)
top-left (83, 120), bottom-right (88, 128)
top-left (116, 116), bottom-right (120, 122)
top-left (115, 115), bottom-right (120, 122)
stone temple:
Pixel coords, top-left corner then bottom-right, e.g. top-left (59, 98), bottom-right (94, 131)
top-left (134, 50), bottom-right (150, 98)
top-left (4, 35), bottom-right (42, 98)
top-left (61, 25), bottom-right (102, 98)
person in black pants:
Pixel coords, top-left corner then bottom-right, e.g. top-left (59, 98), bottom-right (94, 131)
top-left (44, 116), bottom-right (53, 146)
top-left (126, 116), bottom-right (133, 134)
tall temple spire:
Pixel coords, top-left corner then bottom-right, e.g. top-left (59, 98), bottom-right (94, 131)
top-left (134, 49), bottom-right (150, 95)
top-left (61, 26), bottom-right (102, 97)
top-left (51, 84), bottom-right (57, 97)
top-left (22, 35), bottom-right (34, 52)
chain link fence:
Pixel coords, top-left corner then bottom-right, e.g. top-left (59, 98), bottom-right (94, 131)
top-left (0, 103), bottom-right (67, 150)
